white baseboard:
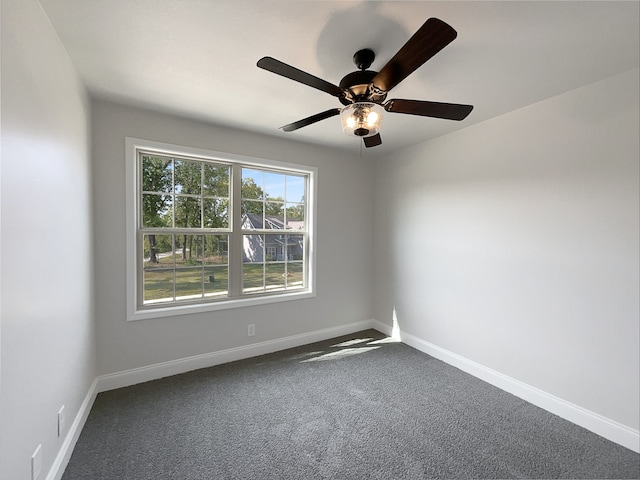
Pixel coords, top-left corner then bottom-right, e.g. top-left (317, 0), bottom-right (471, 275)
top-left (371, 319), bottom-right (394, 336)
top-left (371, 319), bottom-right (639, 453)
top-left (47, 378), bottom-right (99, 480)
top-left (97, 320), bottom-right (376, 392)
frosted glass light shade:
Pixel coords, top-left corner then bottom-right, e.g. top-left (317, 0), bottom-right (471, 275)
top-left (340, 102), bottom-right (383, 138)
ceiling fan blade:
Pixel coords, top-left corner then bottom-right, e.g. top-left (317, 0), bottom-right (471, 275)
top-left (385, 99), bottom-right (473, 121)
top-left (257, 57), bottom-right (343, 97)
top-left (280, 108), bottom-right (341, 132)
top-left (370, 18), bottom-right (457, 93)
top-left (363, 133), bottom-right (382, 148)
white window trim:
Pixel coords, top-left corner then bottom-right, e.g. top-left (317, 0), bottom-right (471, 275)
top-left (125, 137), bottom-right (317, 321)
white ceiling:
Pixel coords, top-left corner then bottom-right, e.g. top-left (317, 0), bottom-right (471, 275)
top-left (39, 0), bottom-right (639, 155)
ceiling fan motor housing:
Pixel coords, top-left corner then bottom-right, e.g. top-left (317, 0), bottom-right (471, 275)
top-left (339, 70), bottom-right (387, 105)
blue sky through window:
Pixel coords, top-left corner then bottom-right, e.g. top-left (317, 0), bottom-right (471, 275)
top-left (243, 168), bottom-right (305, 203)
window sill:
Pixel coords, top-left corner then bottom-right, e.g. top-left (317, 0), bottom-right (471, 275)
top-left (127, 290), bottom-right (316, 321)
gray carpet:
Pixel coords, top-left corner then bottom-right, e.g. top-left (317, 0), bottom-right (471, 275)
top-left (62, 330), bottom-right (639, 479)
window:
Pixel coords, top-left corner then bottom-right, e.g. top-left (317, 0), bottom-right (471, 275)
top-left (126, 138), bottom-right (316, 320)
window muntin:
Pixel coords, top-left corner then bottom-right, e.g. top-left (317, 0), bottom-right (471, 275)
top-left (133, 145), bottom-right (313, 316)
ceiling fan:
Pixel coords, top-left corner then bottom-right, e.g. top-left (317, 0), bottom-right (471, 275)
top-left (257, 17), bottom-right (473, 148)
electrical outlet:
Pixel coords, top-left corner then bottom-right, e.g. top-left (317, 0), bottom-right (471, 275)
top-left (247, 324), bottom-right (255, 337)
top-left (31, 444), bottom-right (42, 480)
top-left (58, 405), bottom-right (66, 437)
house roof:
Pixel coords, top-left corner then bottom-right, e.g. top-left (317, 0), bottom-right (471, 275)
top-left (243, 213), bottom-right (283, 230)
top-left (243, 213), bottom-right (306, 233)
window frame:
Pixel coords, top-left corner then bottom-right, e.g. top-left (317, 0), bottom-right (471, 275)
top-left (126, 137), bottom-right (317, 321)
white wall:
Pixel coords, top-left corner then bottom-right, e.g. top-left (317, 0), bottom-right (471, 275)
top-left (373, 69), bottom-right (640, 433)
top-left (0, 0), bottom-right (96, 479)
top-left (91, 100), bottom-right (374, 376)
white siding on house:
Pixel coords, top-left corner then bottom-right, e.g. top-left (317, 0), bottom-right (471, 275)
top-left (241, 214), bottom-right (304, 263)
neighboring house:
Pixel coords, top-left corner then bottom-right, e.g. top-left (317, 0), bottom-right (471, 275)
top-left (242, 213), bottom-right (304, 262)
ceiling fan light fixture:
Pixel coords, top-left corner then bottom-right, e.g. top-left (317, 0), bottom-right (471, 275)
top-left (340, 102), bottom-right (383, 138)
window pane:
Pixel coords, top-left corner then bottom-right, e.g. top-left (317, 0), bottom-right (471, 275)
top-left (286, 203), bottom-right (304, 230)
top-left (265, 263), bottom-right (286, 291)
top-left (190, 235), bottom-right (206, 265)
top-left (287, 234), bottom-right (305, 261)
top-left (242, 201), bottom-right (263, 227)
top-left (143, 234), bottom-right (174, 268)
top-left (143, 268), bottom-right (175, 304)
top-left (174, 160), bottom-right (202, 195)
top-left (286, 174), bottom-right (305, 203)
top-left (203, 164), bottom-right (229, 197)
top-left (175, 268), bottom-right (203, 302)
top-left (287, 262), bottom-right (304, 288)
top-left (264, 202), bottom-right (284, 224)
top-left (242, 168), bottom-right (264, 199)
top-left (265, 171), bottom-right (285, 200)
top-left (204, 235), bottom-right (228, 264)
top-left (265, 234), bottom-right (283, 262)
top-left (242, 263), bottom-right (264, 293)
top-left (142, 193), bottom-right (172, 228)
top-left (142, 155), bottom-right (172, 193)
top-left (204, 266), bottom-right (228, 297)
top-left (243, 234), bottom-right (263, 263)
top-left (143, 234), bottom-right (175, 304)
top-left (204, 199), bottom-right (229, 228)
top-left (175, 196), bottom-right (201, 228)
top-left (175, 234), bottom-right (202, 266)
top-left (242, 233), bottom-right (264, 294)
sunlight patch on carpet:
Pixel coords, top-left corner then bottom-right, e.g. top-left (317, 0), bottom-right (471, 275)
top-left (331, 338), bottom-right (374, 347)
top-left (301, 346), bottom-right (381, 362)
